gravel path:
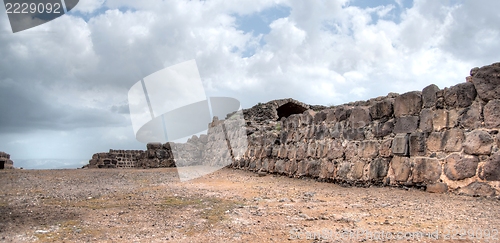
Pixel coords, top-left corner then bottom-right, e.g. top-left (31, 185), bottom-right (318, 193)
top-left (1, 168), bottom-right (499, 242)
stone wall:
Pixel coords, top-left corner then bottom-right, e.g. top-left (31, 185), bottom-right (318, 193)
top-left (231, 62), bottom-right (500, 198)
top-left (0, 151), bottom-right (14, 169)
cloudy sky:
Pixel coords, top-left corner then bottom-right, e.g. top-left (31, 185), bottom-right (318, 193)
top-left (0, 0), bottom-right (499, 169)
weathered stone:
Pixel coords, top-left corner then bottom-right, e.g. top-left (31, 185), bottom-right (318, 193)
top-left (380, 139), bottom-right (393, 157)
top-left (393, 116), bottom-right (419, 134)
top-left (325, 109), bottom-right (337, 123)
top-left (327, 140), bottom-right (344, 159)
top-left (350, 159), bottom-right (366, 180)
top-left (483, 99), bottom-right (500, 128)
top-left (336, 161), bottom-right (351, 180)
top-left (426, 132), bottom-right (443, 152)
top-left (409, 132), bottom-right (426, 156)
top-left (344, 142), bottom-right (358, 160)
top-left (411, 158), bottom-right (441, 183)
top-left (444, 82), bottom-right (477, 108)
top-left (313, 111), bottom-right (327, 124)
top-left (419, 109), bottom-right (433, 133)
top-left (349, 107), bottom-right (371, 129)
top-left (295, 143), bottom-right (307, 160)
top-left (428, 129), bottom-right (465, 153)
top-left (422, 84), bottom-right (440, 108)
top-left (334, 106), bottom-right (349, 122)
top-left (359, 140), bottom-right (379, 158)
top-left (314, 124), bottom-right (328, 140)
top-left (463, 130), bottom-right (493, 155)
top-left (319, 159), bottom-right (335, 179)
top-left (394, 91), bottom-right (422, 117)
top-left (391, 156), bottom-right (411, 182)
top-left (305, 160), bottom-right (321, 178)
top-left (369, 158), bottom-right (389, 180)
top-left (432, 110), bottom-right (449, 131)
top-left (426, 183), bottom-right (448, 193)
top-left (444, 153), bottom-right (479, 180)
top-left (369, 99), bottom-right (393, 120)
top-left (458, 182), bottom-right (496, 197)
top-left (306, 142), bottom-right (316, 158)
top-left (479, 152), bottom-right (500, 181)
top-left (444, 129), bottom-right (465, 152)
top-left (392, 134), bottom-right (409, 156)
top-left (459, 100), bottom-right (483, 129)
top-left (343, 127), bottom-right (365, 140)
top-left (372, 119), bottom-right (394, 138)
top-left (274, 159), bottom-right (285, 174)
top-left (471, 62), bottom-right (500, 102)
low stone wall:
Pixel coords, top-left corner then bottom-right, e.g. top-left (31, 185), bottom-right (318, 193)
top-left (231, 62), bottom-right (500, 198)
top-left (0, 151), bottom-right (14, 169)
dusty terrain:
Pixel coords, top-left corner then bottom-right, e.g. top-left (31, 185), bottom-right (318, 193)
top-left (1, 168), bottom-right (499, 243)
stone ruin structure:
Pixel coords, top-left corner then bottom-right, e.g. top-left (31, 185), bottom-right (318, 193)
top-left (86, 62), bottom-right (500, 198)
top-left (0, 152), bottom-right (14, 169)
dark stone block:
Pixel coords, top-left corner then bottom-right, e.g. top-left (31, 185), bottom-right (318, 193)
top-left (349, 107), bottom-right (371, 129)
top-left (471, 62), bottom-right (500, 102)
top-left (479, 152), bottom-right (500, 181)
top-left (392, 133), bottom-right (409, 156)
top-left (394, 91), bottom-right (422, 117)
top-left (422, 84), bottom-right (440, 108)
top-left (394, 116), bottom-right (419, 133)
top-left (411, 158), bottom-right (441, 183)
top-left (369, 99), bottom-right (394, 120)
top-left (444, 153), bottom-right (479, 181)
top-left (369, 158), bottom-right (389, 180)
top-left (484, 99), bottom-right (500, 128)
top-left (444, 82), bottom-right (477, 108)
top-left (409, 132), bottom-right (426, 156)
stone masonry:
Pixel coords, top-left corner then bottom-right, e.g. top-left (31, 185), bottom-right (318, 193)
top-left (0, 152), bottom-right (14, 169)
top-left (87, 62), bottom-right (500, 198)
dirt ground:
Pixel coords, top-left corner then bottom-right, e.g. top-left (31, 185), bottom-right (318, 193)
top-left (1, 168), bottom-right (499, 243)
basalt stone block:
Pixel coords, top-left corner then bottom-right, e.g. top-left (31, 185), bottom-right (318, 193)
top-left (334, 106), bottom-right (350, 122)
top-left (444, 82), bottom-right (477, 108)
top-left (394, 91), bottom-right (422, 117)
top-left (479, 152), bottom-right (500, 181)
top-left (484, 99), bottom-right (500, 128)
top-left (409, 132), bottom-right (426, 156)
top-left (380, 139), bottom-right (393, 157)
top-left (463, 130), bottom-right (493, 155)
top-left (349, 107), bottom-right (371, 129)
top-left (306, 160), bottom-right (321, 178)
top-left (314, 110), bottom-right (327, 124)
top-left (306, 142), bottom-right (316, 158)
top-left (327, 140), bottom-right (344, 159)
top-left (275, 159), bottom-right (286, 174)
top-left (471, 62), bottom-right (500, 102)
top-left (314, 124), bottom-right (328, 140)
top-left (444, 153), bottom-right (479, 181)
top-left (372, 119), bottom-right (394, 138)
top-left (320, 159), bottom-right (335, 179)
top-left (369, 158), bottom-right (389, 180)
top-left (422, 84), bottom-right (440, 108)
top-left (343, 128), bottom-right (365, 140)
top-left (369, 99), bottom-right (394, 120)
top-left (336, 161), bottom-right (352, 180)
top-left (411, 158), bottom-right (442, 183)
top-left (426, 183), bottom-right (448, 193)
top-left (394, 116), bottom-right (419, 133)
top-left (458, 182), bottom-right (496, 197)
top-left (459, 101), bottom-right (483, 129)
top-left (443, 129), bottom-right (465, 152)
top-left (426, 132), bottom-right (443, 152)
top-left (350, 159), bottom-right (366, 180)
top-left (345, 142), bottom-right (358, 160)
top-left (147, 142), bottom-right (163, 150)
top-left (296, 143), bottom-right (307, 160)
top-left (392, 134), bottom-right (409, 156)
top-left (391, 156), bottom-right (411, 182)
top-left (359, 140), bottom-right (379, 158)
top-left (419, 109), bottom-right (433, 133)
top-left (325, 109), bottom-right (337, 123)
top-left (432, 109), bottom-right (449, 131)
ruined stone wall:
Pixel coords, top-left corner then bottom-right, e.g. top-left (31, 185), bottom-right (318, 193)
top-left (0, 151), bottom-right (14, 169)
top-left (231, 62), bottom-right (500, 198)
